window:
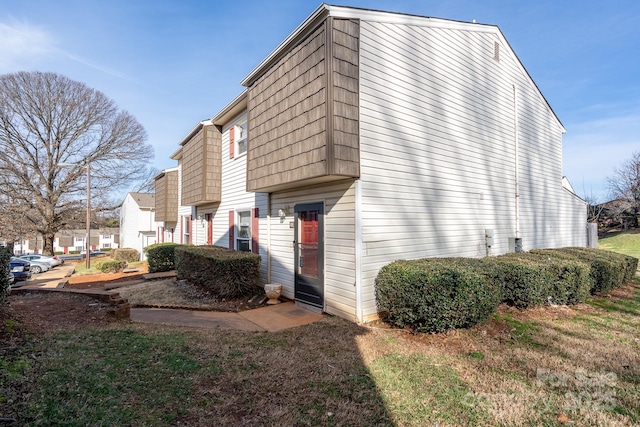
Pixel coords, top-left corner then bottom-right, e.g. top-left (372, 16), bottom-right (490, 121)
top-left (236, 210), bottom-right (251, 252)
top-left (103, 234), bottom-right (111, 239)
top-left (103, 243), bottom-right (111, 248)
top-left (236, 120), bottom-right (247, 156)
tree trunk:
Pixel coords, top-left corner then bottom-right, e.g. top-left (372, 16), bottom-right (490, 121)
top-left (43, 232), bottom-right (56, 255)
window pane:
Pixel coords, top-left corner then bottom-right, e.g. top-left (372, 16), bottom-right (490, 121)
top-left (238, 139), bottom-right (247, 154)
top-left (238, 121), bottom-right (247, 140)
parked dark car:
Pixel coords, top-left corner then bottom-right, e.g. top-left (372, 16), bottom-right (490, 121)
top-left (9, 257), bottom-right (31, 283)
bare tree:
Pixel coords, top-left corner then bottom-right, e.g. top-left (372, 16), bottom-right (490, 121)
top-left (132, 166), bottom-right (160, 193)
top-left (581, 190), bottom-right (604, 224)
top-left (607, 151), bottom-right (640, 229)
top-left (0, 195), bottom-right (33, 253)
top-left (0, 71), bottom-right (153, 254)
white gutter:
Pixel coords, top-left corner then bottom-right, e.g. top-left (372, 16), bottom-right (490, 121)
top-left (513, 85), bottom-right (520, 239)
top-left (354, 179), bottom-right (363, 322)
top-left (267, 193), bottom-right (272, 283)
top-left (211, 89), bottom-right (248, 125)
top-left (241, 4), bottom-right (330, 86)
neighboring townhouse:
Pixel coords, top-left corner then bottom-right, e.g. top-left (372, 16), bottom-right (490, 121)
top-left (155, 93), bottom-right (269, 279)
top-left (119, 192), bottom-right (158, 260)
top-left (160, 5), bottom-right (587, 322)
top-left (54, 229), bottom-right (119, 254)
top-left (153, 167), bottom-right (179, 244)
top-left (2, 230), bottom-right (119, 255)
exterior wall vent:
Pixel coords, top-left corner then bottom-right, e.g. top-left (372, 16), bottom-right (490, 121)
top-left (493, 41), bottom-right (500, 62)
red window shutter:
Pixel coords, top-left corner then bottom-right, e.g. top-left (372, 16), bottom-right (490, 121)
top-left (251, 207), bottom-right (259, 254)
top-left (228, 210), bottom-right (235, 249)
top-left (206, 214), bottom-right (213, 245)
top-left (229, 126), bottom-right (235, 159)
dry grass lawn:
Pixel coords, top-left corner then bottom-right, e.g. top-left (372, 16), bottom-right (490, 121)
top-left (2, 279), bottom-right (639, 425)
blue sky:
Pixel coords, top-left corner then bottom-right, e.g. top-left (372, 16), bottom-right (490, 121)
top-left (1, 0), bottom-right (639, 202)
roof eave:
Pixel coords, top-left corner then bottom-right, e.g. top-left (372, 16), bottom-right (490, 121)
top-left (178, 119), bottom-right (214, 147)
top-left (240, 3), bottom-right (330, 87)
top-left (211, 90), bottom-right (248, 126)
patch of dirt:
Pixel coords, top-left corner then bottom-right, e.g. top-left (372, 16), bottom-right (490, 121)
top-left (605, 282), bottom-right (639, 299)
top-left (2, 292), bottom-right (125, 335)
top-left (118, 278), bottom-right (267, 312)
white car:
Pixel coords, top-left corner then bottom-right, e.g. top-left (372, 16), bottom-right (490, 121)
top-left (23, 259), bottom-right (50, 274)
top-left (19, 254), bottom-right (64, 267)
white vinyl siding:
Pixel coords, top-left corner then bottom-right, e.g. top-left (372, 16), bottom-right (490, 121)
top-left (358, 21), bottom-right (586, 318)
top-left (270, 180), bottom-right (356, 320)
top-left (119, 193), bottom-right (158, 260)
top-left (193, 110), bottom-right (269, 283)
top-left (175, 162), bottom-right (192, 244)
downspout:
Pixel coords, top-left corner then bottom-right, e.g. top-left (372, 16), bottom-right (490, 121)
top-left (355, 179), bottom-right (363, 322)
top-left (513, 85), bottom-right (521, 243)
top-left (267, 192), bottom-right (272, 283)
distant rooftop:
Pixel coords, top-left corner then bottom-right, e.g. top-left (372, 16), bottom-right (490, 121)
top-left (129, 192), bottom-right (155, 209)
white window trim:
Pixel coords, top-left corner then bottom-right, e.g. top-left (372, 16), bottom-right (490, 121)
top-left (236, 209), bottom-right (251, 252)
top-left (234, 120), bottom-right (247, 158)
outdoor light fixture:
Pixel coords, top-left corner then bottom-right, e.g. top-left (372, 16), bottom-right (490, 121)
top-left (278, 205), bottom-right (291, 217)
top-left (59, 162), bottom-right (91, 269)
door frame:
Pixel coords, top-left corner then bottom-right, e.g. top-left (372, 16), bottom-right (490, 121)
top-left (293, 202), bottom-right (324, 308)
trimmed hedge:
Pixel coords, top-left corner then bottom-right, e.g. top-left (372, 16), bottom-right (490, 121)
top-left (532, 248), bottom-right (635, 294)
top-left (490, 253), bottom-right (591, 308)
top-left (145, 243), bottom-right (180, 273)
top-left (111, 248), bottom-right (140, 263)
top-left (98, 260), bottom-right (127, 273)
top-left (175, 246), bottom-right (261, 299)
top-left (0, 248), bottom-right (11, 306)
top-left (376, 248), bottom-right (638, 333)
top-left (376, 258), bottom-right (502, 333)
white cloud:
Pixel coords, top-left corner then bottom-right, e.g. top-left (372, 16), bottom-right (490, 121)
top-left (0, 20), bottom-right (55, 71)
top-left (64, 53), bottom-right (132, 81)
top-left (0, 19), bottom-right (132, 82)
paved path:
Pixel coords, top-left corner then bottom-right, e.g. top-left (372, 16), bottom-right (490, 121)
top-left (131, 302), bottom-right (325, 332)
top-left (15, 263), bottom-right (76, 289)
top-left (12, 264), bottom-right (326, 332)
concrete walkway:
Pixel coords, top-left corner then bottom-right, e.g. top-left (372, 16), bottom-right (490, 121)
top-left (12, 263), bottom-right (326, 332)
top-left (15, 263), bottom-right (76, 289)
top-left (131, 302), bottom-right (325, 332)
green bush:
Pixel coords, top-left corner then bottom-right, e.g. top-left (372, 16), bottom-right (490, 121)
top-left (540, 248), bottom-right (629, 294)
top-left (175, 246), bottom-right (261, 299)
top-left (492, 253), bottom-right (591, 307)
top-left (561, 247), bottom-right (638, 287)
top-left (145, 243), bottom-right (180, 273)
top-left (99, 260), bottom-right (127, 273)
top-left (375, 258), bottom-right (502, 333)
top-left (0, 248), bottom-right (11, 306)
top-left (111, 248), bottom-right (140, 263)
top-left (375, 248), bottom-right (638, 334)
